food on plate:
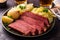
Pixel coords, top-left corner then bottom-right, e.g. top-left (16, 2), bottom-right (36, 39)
top-left (31, 7), bottom-right (55, 23)
top-left (2, 4), bottom-right (56, 36)
top-left (9, 20), bottom-right (32, 35)
top-left (17, 4), bottom-right (34, 12)
top-left (31, 7), bottom-right (44, 13)
top-left (31, 8), bottom-right (38, 14)
top-left (21, 16), bottom-right (47, 33)
top-left (8, 12), bottom-right (49, 35)
top-left (25, 4), bottom-right (34, 11)
top-left (2, 16), bottom-right (13, 24)
top-left (17, 4), bottom-right (26, 10)
top-left (7, 7), bottom-right (20, 19)
top-left (41, 12), bottom-right (54, 23)
top-left (22, 12), bottom-right (49, 27)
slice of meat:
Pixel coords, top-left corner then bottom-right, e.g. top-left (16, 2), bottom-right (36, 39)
top-left (16, 20), bottom-right (36, 35)
top-left (8, 20), bottom-right (36, 35)
top-left (21, 16), bottom-right (39, 25)
top-left (22, 12), bottom-right (49, 27)
top-left (8, 20), bottom-right (30, 35)
top-left (21, 16), bottom-right (45, 34)
top-left (15, 21), bottom-right (36, 35)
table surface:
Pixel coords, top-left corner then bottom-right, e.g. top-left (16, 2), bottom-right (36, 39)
top-left (0, 0), bottom-right (60, 40)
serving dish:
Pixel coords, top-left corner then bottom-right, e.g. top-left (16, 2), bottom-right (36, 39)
top-left (2, 4), bottom-right (56, 37)
top-left (2, 9), bottom-right (55, 37)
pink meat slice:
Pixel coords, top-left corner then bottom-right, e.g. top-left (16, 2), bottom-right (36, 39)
top-left (16, 19), bottom-right (36, 35)
top-left (9, 20), bottom-right (36, 35)
top-left (21, 16), bottom-right (46, 34)
top-left (15, 21), bottom-right (36, 35)
top-left (22, 12), bottom-right (49, 27)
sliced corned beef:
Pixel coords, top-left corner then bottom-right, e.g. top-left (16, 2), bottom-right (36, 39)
top-left (8, 12), bottom-right (49, 36)
top-left (8, 20), bottom-right (31, 35)
top-left (22, 12), bottom-right (49, 27)
top-left (9, 20), bottom-right (36, 35)
top-left (21, 16), bottom-right (46, 34)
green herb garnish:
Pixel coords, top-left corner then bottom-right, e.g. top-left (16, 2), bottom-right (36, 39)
top-left (43, 8), bottom-right (48, 13)
top-left (19, 5), bottom-right (26, 10)
top-left (8, 16), bottom-right (12, 18)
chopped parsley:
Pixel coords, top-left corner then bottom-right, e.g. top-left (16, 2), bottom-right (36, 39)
top-left (43, 8), bottom-right (48, 13)
top-left (8, 16), bottom-right (12, 18)
top-left (19, 5), bottom-right (26, 10)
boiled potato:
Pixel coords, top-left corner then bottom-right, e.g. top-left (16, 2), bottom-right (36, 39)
top-left (17, 4), bottom-right (26, 12)
top-left (17, 4), bottom-right (34, 12)
top-left (2, 16), bottom-right (14, 24)
top-left (17, 4), bottom-right (26, 10)
top-left (7, 7), bottom-right (20, 19)
top-left (25, 4), bottom-right (34, 11)
top-left (15, 7), bottom-right (23, 15)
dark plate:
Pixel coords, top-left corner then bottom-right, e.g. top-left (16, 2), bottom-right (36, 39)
top-left (1, 8), bottom-right (56, 37)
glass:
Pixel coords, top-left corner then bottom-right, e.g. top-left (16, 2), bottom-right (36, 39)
top-left (15, 0), bottom-right (27, 4)
top-left (40, 0), bottom-right (54, 8)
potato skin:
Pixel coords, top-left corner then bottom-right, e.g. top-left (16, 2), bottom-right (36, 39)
top-left (7, 7), bottom-right (20, 19)
top-left (2, 16), bottom-right (14, 24)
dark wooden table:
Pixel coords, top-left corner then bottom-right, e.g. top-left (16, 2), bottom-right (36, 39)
top-left (0, 0), bottom-right (60, 40)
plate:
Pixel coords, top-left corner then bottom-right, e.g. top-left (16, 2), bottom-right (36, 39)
top-left (2, 8), bottom-right (56, 37)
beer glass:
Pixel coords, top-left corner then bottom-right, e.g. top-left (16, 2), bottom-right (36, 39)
top-left (40, 0), bottom-right (54, 8)
top-left (15, 0), bottom-right (27, 4)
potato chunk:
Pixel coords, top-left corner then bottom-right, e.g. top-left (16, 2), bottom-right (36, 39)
top-left (17, 4), bottom-right (34, 12)
top-left (7, 7), bottom-right (20, 19)
top-left (2, 16), bottom-right (14, 24)
top-left (25, 4), bottom-right (34, 11)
